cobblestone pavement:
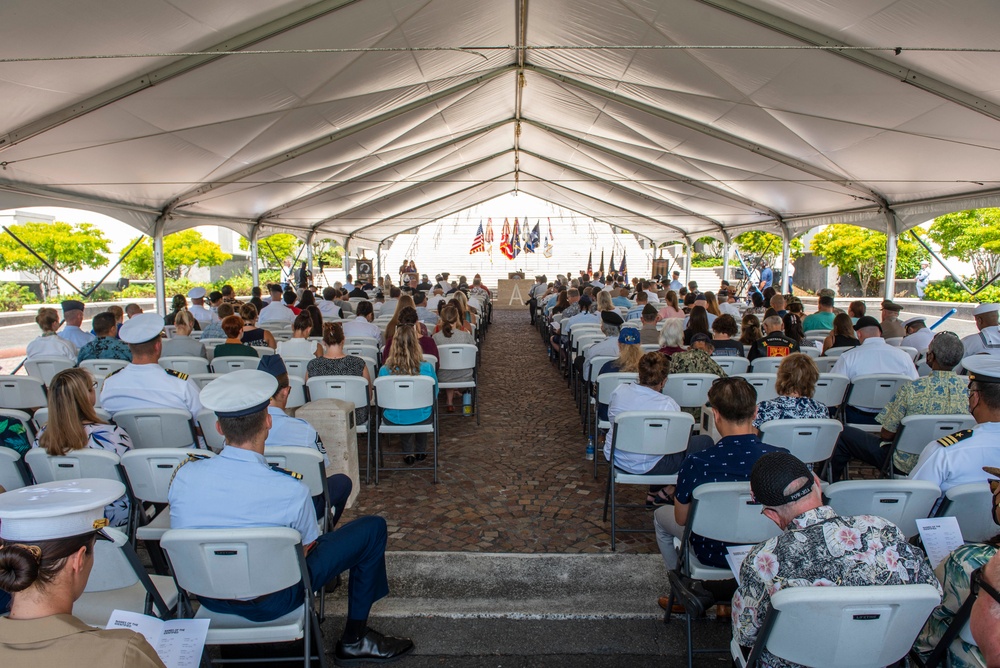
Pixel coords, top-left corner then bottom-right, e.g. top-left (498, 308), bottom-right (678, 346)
top-left (339, 309), bottom-right (657, 554)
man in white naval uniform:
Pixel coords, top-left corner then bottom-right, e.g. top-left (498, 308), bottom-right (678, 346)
top-left (186, 287), bottom-right (216, 327)
top-left (961, 303), bottom-right (1000, 365)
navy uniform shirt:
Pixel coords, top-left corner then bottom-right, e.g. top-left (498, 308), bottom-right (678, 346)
top-left (674, 434), bottom-right (787, 568)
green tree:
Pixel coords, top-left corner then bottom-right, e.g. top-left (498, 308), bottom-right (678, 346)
top-left (239, 233), bottom-right (301, 270)
top-left (0, 221), bottom-right (111, 299)
top-left (928, 208), bottom-right (1000, 286)
top-left (120, 230), bottom-right (231, 280)
top-left (810, 224), bottom-right (929, 296)
top-left (733, 231), bottom-right (804, 263)
top-left (313, 238), bottom-right (343, 269)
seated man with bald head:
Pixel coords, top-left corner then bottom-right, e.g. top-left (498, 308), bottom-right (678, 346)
top-left (746, 315), bottom-right (800, 363)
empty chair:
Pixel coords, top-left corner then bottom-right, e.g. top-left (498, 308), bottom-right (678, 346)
top-left (23, 356), bottom-right (76, 385)
top-left (824, 479), bottom-right (941, 539)
top-left (758, 419), bottom-right (843, 467)
top-left (79, 358), bottom-right (130, 379)
top-left (112, 408), bottom-right (198, 449)
top-left (160, 527), bottom-right (327, 667)
top-left (749, 357), bottom-right (786, 374)
top-left (159, 355), bottom-right (211, 376)
top-left (936, 482), bottom-right (996, 543)
top-left (732, 584), bottom-right (941, 668)
top-left (0, 375), bottom-right (47, 410)
top-left (883, 414), bottom-right (977, 477)
top-left (286, 376), bottom-right (307, 409)
top-left (713, 357), bottom-right (750, 375)
top-left (735, 373), bottom-right (779, 403)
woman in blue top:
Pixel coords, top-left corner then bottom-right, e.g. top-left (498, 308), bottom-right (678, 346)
top-left (378, 322), bottom-right (437, 465)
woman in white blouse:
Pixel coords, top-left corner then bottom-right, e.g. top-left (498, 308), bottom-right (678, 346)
top-left (277, 311), bottom-right (322, 359)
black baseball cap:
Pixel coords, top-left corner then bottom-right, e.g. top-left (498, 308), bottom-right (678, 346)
top-left (750, 452), bottom-right (815, 507)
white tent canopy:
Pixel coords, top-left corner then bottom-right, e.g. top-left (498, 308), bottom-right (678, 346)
top-left (2, 0), bottom-right (1000, 308)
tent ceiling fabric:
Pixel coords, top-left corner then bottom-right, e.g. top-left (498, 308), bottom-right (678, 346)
top-left (2, 0), bottom-right (1000, 244)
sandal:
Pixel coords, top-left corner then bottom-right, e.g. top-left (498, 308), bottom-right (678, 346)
top-left (446, 405), bottom-right (455, 413)
top-left (645, 491), bottom-right (674, 509)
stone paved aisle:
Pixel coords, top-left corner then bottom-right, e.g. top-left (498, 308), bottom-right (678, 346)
top-left (338, 309), bottom-right (657, 553)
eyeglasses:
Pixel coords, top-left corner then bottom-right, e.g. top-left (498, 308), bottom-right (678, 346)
top-left (91, 381), bottom-right (99, 390)
top-left (972, 567), bottom-right (1000, 608)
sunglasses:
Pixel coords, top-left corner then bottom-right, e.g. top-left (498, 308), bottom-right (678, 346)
top-left (972, 566), bottom-right (1000, 608)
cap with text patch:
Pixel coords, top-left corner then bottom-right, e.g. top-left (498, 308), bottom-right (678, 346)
top-left (200, 369), bottom-right (277, 418)
top-left (0, 479), bottom-right (125, 541)
top-left (119, 312), bottom-right (164, 344)
top-left (964, 355), bottom-right (1000, 384)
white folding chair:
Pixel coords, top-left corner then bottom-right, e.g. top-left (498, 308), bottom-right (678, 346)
top-left (197, 409), bottom-right (226, 452)
top-left (733, 584), bottom-right (941, 668)
top-left (823, 346), bottom-right (855, 357)
top-left (190, 373), bottom-right (222, 390)
top-left (884, 336), bottom-right (904, 347)
top-left (936, 482), bottom-right (996, 543)
top-left (803, 329), bottom-right (830, 339)
top-left (437, 344), bottom-right (479, 425)
top-left (286, 376), bottom-right (307, 409)
top-left (211, 356), bottom-right (259, 374)
top-left (845, 374), bottom-right (913, 432)
top-left (824, 479), bottom-right (941, 539)
top-left (162, 325), bottom-right (177, 339)
top-left (662, 373), bottom-right (717, 410)
top-left (884, 414), bottom-right (976, 477)
top-left (667, 482), bottom-right (783, 666)
top-left (112, 408), bottom-right (198, 449)
top-left (199, 338), bottom-right (227, 362)
top-left (813, 357), bottom-right (839, 373)
top-left (640, 343), bottom-right (661, 353)
top-left (799, 346), bottom-right (821, 359)
top-left (0, 445), bottom-right (31, 490)
top-left (159, 355), bottom-right (211, 376)
top-left (898, 346), bottom-right (919, 361)
top-left (23, 356), bottom-right (76, 385)
top-left (373, 375), bottom-right (437, 484)
top-left (74, 528), bottom-right (178, 626)
top-left (758, 418), bottom-right (843, 468)
top-left (813, 373), bottom-right (850, 412)
top-left (602, 410), bottom-right (694, 550)
top-left (79, 358), bottom-right (130, 379)
top-left (160, 527), bottom-right (327, 668)
top-left (0, 375), bottom-right (47, 410)
top-left (25, 447), bottom-right (124, 485)
top-left (592, 372), bottom-right (639, 477)
top-left (736, 373), bottom-right (778, 403)
top-left (283, 357), bottom-right (313, 380)
top-left (712, 357), bottom-right (750, 375)
top-left (749, 357), bottom-right (786, 374)
top-left (345, 336), bottom-right (379, 348)
top-left (306, 375), bottom-right (372, 482)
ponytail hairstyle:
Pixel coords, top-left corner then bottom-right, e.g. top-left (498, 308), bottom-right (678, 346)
top-left (439, 305), bottom-right (461, 338)
top-left (322, 321), bottom-right (345, 347)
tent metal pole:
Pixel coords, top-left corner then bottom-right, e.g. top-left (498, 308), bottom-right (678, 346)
top-left (343, 238), bottom-right (351, 284)
top-left (306, 231), bottom-right (315, 286)
top-left (684, 238), bottom-right (693, 286)
top-left (153, 218), bottom-right (167, 316)
top-left (249, 225), bottom-right (260, 289)
top-left (376, 243), bottom-right (382, 283)
top-left (884, 226), bottom-right (898, 299)
top-left (722, 234), bottom-right (731, 287)
top-left (780, 227), bottom-right (791, 293)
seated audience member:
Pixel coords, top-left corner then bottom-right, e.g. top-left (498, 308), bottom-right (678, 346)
top-left (413, 291), bottom-right (439, 325)
top-left (802, 295), bottom-right (836, 332)
top-left (657, 291), bottom-right (684, 321)
top-left (160, 311), bottom-right (206, 359)
top-left (377, 324), bottom-right (437, 466)
top-left (657, 318), bottom-right (686, 358)
top-left (163, 293), bottom-right (188, 327)
top-left (0, 480), bottom-right (165, 666)
top-left (683, 306), bottom-right (712, 346)
top-left (213, 315), bottom-right (260, 358)
top-left (257, 284), bottom-right (296, 324)
top-left (169, 371), bottom-right (413, 663)
top-left (433, 305), bottom-right (476, 412)
top-left (909, 356), bottom-right (1000, 494)
top-left (384, 307), bottom-right (439, 369)
top-left (282, 290), bottom-right (301, 316)
top-left (34, 368), bottom-right (133, 527)
top-left (717, 289), bottom-right (741, 318)
top-left (781, 312), bottom-right (805, 345)
top-left (599, 326), bottom-right (644, 377)
top-left (746, 315), bottom-right (801, 363)
top-left (752, 354), bottom-right (828, 432)
top-left (848, 299), bottom-right (866, 322)
top-left (198, 303), bottom-right (233, 340)
top-left (318, 286), bottom-right (342, 320)
top-left (580, 311), bottom-right (623, 385)
top-left (627, 290), bottom-right (649, 320)
top-left (606, 352), bottom-right (714, 507)
top-left (76, 312), bottom-right (131, 363)
top-left (914, 467), bottom-right (1000, 667)
top-left (743, 291), bottom-right (765, 315)
top-left (733, 452), bottom-right (940, 666)
top-left (703, 292), bottom-right (722, 319)
top-left (831, 315), bottom-right (919, 424)
top-left (249, 286), bottom-right (266, 313)
top-left (901, 316), bottom-right (934, 352)
top-left (638, 304), bottom-right (660, 344)
top-left (106, 304), bottom-right (124, 337)
top-left (26, 307), bottom-right (77, 362)
top-left (960, 303), bottom-right (1000, 366)
top-left (239, 303), bottom-right (277, 349)
top-left (125, 303), bottom-right (143, 319)
top-left (277, 312), bottom-right (322, 359)
top-left (258, 356), bottom-right (351, 526)
top-left (831, 332), bottom-right (968, 479)
top-left (880, 299), bottom-right (905, 339)
top-left (739, 314), bottom-right (762, 349)
top-left (769, 294), bottom-right (787, 318)
top-left (971, 550), bottom-right (1000, 666)
top-left (612, 287), bottom-right (632, 309)
top-left (342, 300), bottom-right (385, 346)
top-left (307, 322), bottom-right (371, 427)
top-left (669, 333), bottom-right (726, 378)
top-left (654, 376), bottom-right (787, 590)
top-left (821, 312), bottom-right (859, 354)
top-left (710, 314), bottom-right (743, 357)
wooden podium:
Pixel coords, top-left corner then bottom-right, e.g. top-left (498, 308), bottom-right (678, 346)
top-left (496, 278), bottom-right (534, 309)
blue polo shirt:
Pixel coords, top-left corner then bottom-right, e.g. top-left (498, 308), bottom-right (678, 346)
top-left (674, 434), bottom-right (787, 568)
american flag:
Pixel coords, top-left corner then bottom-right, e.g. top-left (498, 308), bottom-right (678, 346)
top-left (469, 221), bottom-right (486, 254)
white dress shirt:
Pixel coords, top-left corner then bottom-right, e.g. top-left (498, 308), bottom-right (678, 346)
top-left (831, 337), bottom-right (919, 384)
top-left (341, 316), bottom-right (384, 346)
top-left (26, 334), bottom-right (77, 362)
top-left (257, 301), bottom-right (296, 324)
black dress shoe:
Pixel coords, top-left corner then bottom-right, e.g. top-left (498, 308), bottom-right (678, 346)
top-left (334, 629), bottom-right (414, 666)
top-left (414, 453), bottom-right (427, 461)
top-left (403, 455), bottom-right (415, 466)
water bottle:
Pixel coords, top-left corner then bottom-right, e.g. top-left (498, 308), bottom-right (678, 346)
top-left (586, 437), bottom-right (595, 461)
top-left (462, 392), bottom-right (472, 416)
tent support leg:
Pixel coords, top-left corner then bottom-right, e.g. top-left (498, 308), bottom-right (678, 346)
top-left (684, 238), bottom-right (692, 286)
top-left (884, 216), bottom-right (899, 299)
top-left (153, 217), bottom-right (167, 316)
top-left (721, 233), bottom-right (731, 287)
top-left (249, 225), bottom-right (260, 289)
top-left (306, 231), bottom-right (315, 286)
top-left (780, 227), bottom-right (791, 293)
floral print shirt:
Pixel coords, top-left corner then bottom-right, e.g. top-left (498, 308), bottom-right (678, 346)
top-left (915, 542), bottom-right (996, 668)
top-left (752, 396), bottom-right (830, 430)
top-left (734, 505), bottom-right (941, 668)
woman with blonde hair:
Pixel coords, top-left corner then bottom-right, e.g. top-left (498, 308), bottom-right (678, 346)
top-left (161, 310), bottom-right (206, 358)
top-left (752, 353), bottom-right (829, 432)
top-left (595, 290), bottom-right (615, 313)
top-left (384, 294), bottom-right (416, 342)
top-left (306, 322), bottom-right (371, 426)
top-left (703, 292), bottom-right (722, 317)
top-left (432, 305), bottom-right (475, 412)
top-left (377, 323), bottom-right (437, 465)
top-left (277, 311), bottom-right (322, 358)
top-left (657, 290), bottom-right (684, 320)
top-left (34, 368), bottom-right (133, 526)
top-left (25, 307), bottom-right (77, 362)
top-left (599, 327), bottom-right (644, 376)
top-left (238, 303), bottom-right (276, 349)
top-left (452, 290), bottom-right (477, 326)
